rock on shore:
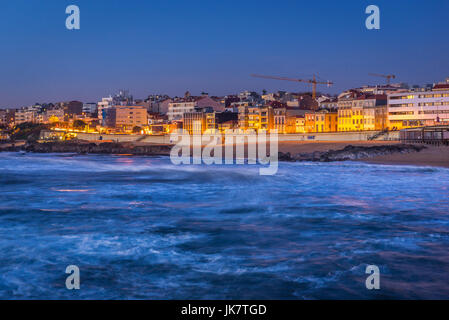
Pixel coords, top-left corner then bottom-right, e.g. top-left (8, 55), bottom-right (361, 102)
top-left (278, 144), bottom-right (426, 162)
top-left (21, 141), bottom-right (172, 156)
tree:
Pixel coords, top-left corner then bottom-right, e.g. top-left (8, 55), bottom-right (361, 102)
top-left (73, 120), bottom-right (86, 130)
top-left (11, 122), bottom-right (50, 141)
top-left (132, 126), bottom-right (142, 134)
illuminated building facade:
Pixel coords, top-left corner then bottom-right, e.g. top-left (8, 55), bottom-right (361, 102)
top-left (338, 94), bottom-right (387, 132)
top-left (388, 81), bottom-right (449, 130)
top-left (104, 105), bottom-right (148, 131)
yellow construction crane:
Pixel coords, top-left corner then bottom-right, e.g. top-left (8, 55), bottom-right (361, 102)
top-left (369, 73), bottom-right (396, 85)
top-left (251, 74), bottom-right (333, 100)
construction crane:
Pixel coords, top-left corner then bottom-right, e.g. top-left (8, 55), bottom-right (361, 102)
top-left (251, 74), bottom-right (333, 100)
top-left (369, 73), bottom-right (396, 85)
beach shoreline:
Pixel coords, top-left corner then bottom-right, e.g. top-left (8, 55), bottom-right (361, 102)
top-left (361, 145), bottom-right (449, 168)
top-left (2, 139), bottom-right (448, 169)
top-left (277, 141), bottom-right (449, 168)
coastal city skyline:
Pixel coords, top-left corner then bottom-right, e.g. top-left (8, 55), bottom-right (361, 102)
top-left (2, 75), bottom-right (449, 138)
top-left (2, 0), bottom-right (449, 307)
top-left (2, 74), bottom-right (449, 110)
top-left (1, 0), bottom-right (449, 107)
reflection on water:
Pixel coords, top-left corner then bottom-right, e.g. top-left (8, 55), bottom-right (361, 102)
top-left (0, 152), bottom-right (449, 299)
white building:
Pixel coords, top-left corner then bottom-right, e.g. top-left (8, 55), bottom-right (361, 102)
top-left (167, 101), bottom-right (196, 121)
top-left (388, 81), bottom-right (449, 129)
top-left (98, 97), bottom-right (113, 125)
top-left (15, 109), bottom-right (37, 124)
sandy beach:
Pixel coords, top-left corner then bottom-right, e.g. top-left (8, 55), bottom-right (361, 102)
top-left (362, 145), bottom-right (449, 168)
top-left (277, 140), bottom-right (400, 154)
top-left (278, 141), bottom-right (449, 168)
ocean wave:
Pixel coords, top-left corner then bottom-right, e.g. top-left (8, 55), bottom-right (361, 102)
top-left (1, 153), bottom-right (449, 299)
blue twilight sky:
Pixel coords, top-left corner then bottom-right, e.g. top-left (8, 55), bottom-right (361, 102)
top-left (0, 0), bottom-right (448, 108)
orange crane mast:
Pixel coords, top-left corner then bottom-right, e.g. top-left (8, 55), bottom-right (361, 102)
top-left (369, 73), bottom-right (396, 85)
top-left (251, 74), bottom-right (333, 100)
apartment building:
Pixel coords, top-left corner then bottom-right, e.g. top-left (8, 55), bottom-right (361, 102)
top-left (98, 96), bottom-right (113, 126)
top-left (0, 109), bottom-right (15, 127)
top-left (259, 106), bottom-right (274, 131)
top-left (362, 105), bottom-right (388, 131)
top-left (314, 110), bottom-right (339, 133)
top-left (104, 105), bottom-right (148, 131)
top-left (168, 101), bottom-right (196, 121)
top-left (274, 108), bottom-right (292, 133)
top-left (338, 93), bottom-right (387, 132)
top-left (238, 106), bottom-right (257, 131)
top-left (167, 96), bottom-right (224, 121)
top-left (301, 109), bottom-right (339, 133)
top-left (388, 81), bottom-right (449, 130)
top-left (183, 112), bottom-right (206, 135)
top-left (295, 117), bottom-right (306, 133)
top-left (14, 109), bottom-right (37, 124)
top-left (238, 106), bottom-right (274, 132)
top-left (304, 112), bottom-right (316, 133)
top-left (273, 108), bottom-right (306, 133)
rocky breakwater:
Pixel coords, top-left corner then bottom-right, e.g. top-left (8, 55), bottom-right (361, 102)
top-left (23, 141), bottom-right (172, 156)
top-left (278, 144), bottom-right (427, 162)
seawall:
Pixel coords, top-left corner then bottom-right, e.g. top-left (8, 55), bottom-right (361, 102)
top-left (74, 130), bottom-right (399, 144)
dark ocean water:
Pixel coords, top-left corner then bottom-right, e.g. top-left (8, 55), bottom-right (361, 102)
top-left (0, 152), bottom-right (448, 299)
